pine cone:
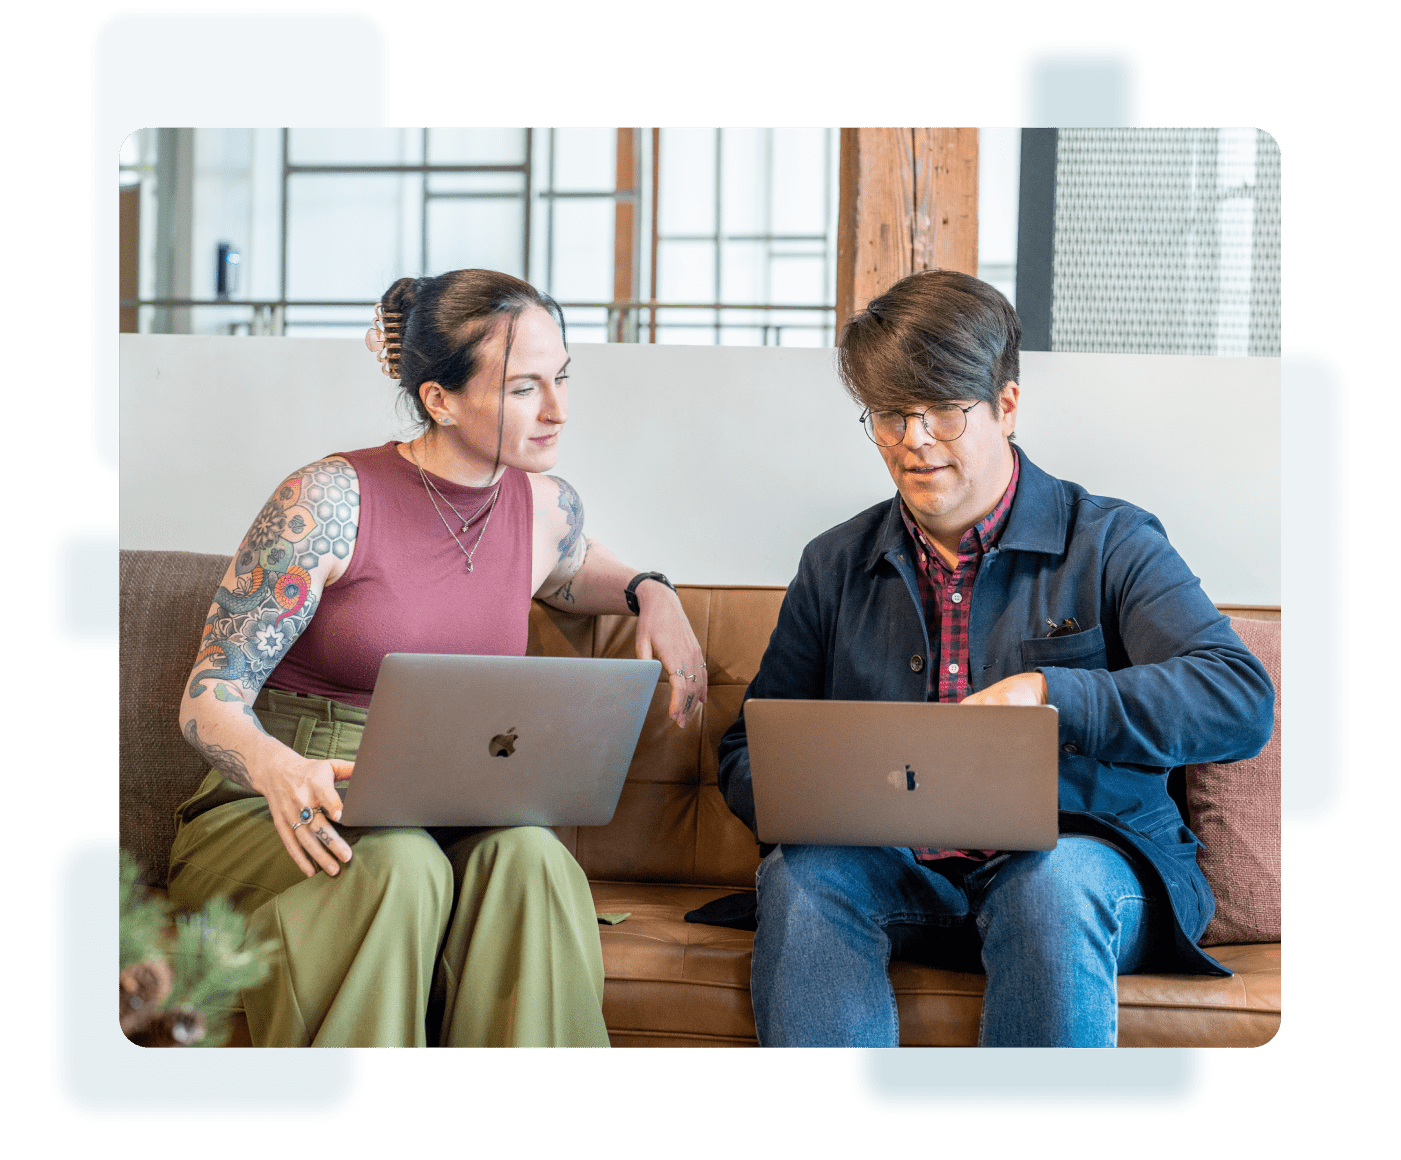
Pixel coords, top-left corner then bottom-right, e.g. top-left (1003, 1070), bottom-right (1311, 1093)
top-left (132, 1007), bottom-right (207, 1048)
top-left (119, 958), bottom-right (173, 1038)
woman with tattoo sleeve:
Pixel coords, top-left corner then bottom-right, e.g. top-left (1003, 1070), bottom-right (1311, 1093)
top-left (168, 269), bottom-right (707, 1047)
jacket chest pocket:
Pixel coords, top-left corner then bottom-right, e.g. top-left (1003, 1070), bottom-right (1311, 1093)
top-left (1019, 623), bottom-right (1107, 672)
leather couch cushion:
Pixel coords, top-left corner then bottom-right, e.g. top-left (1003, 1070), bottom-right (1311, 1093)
top-left (532, 590), bottom-right (774, 888)
top-left (1186, 616), bottom-right (1282, 945)
top-left (591, 882), bottom-right (1279, 1047)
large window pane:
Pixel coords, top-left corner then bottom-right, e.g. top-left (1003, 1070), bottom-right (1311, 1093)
top-left (658, 128), bottom-right (716, 235)
top-left (720, 240), bottom-right (766, 304)
top-left (657, 239), bottom-right (716, 301)
top-left (548, 198), bottom-right (614, 302)
top-left (769, 253), bottom-right (827, 305)
top-left (721, 129), bottom-right (766, 235)
top-left (285, 173), bottom-right (423, 299)
top-left (771, 128), bottom-right (828, 235)
top-left (552, 128), bottom-right (616, 192)
top-left (426, 196), bottom-right (526, 278)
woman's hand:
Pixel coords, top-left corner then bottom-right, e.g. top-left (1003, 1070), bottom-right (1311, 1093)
top-left (634, 581), bottom-right (707, 727)
top-left (252, 752), bottom-right (356, 877)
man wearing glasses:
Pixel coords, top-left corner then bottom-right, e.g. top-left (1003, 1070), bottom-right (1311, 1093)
top-left (716, 269), bottom-right (1274, 1047)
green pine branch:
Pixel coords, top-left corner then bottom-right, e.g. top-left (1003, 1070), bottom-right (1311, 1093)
top-left (120, 849), bottom-right (277, 1046)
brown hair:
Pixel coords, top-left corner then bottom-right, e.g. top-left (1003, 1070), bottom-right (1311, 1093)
top-left (837, 269), bottom-right (1020, 415)
top-left (379, 269), bottom-right (566, 428)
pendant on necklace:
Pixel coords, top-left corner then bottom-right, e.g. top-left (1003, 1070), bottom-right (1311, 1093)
top-left (461, 524), bottom-right (470, 534)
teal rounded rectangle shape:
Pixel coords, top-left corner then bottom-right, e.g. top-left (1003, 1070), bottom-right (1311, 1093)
top-left (1283, 344), bottom-right (1344, 823)
top-left (846, 1042), bottom-right (1210, 1115)
top-left (49, 526), bottom-right (117, 652)
top-left (89, 9), bottom-right (392, 470)
top-left (1019, 42), bottom-right (1148, 126)
top-left (51, 834), bottom-right (364, 1126)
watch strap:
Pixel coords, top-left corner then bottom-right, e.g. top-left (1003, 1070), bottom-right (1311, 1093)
top-left (624, 571), bottom-right (675, 613)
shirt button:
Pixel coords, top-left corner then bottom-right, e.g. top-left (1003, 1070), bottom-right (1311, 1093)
top-left (951, 592), bottom-right (963, 603)
top-left (910, 655), bottom-right (924, 673)
top-left (948, 663), bottom-right (959, 674)
top-left (1061, 743), bottom-right (1077, 755)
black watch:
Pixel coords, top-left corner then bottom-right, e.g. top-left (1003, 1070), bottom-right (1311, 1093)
top-left (624, 571), bottom-right (675, 613)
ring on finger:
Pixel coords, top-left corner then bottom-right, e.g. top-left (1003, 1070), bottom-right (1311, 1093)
top-left (291, 820), bottom-right (305, 833)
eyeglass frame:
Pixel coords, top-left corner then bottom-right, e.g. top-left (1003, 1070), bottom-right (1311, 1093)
top-left (858, 400), bottom-right (983, 447)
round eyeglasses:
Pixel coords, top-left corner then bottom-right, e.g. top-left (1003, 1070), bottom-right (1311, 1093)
top-left (860, 401), bottom-right (982, 447)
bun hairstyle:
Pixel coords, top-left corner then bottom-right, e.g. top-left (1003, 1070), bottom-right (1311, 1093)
top-left (837, 269), bottom-right (1020, 416)
top-left (376, 269), bottom-right (567, 428)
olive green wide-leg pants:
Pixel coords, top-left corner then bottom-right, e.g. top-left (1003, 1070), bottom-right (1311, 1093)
top-left (167, 690), bottom-right (608, 1048)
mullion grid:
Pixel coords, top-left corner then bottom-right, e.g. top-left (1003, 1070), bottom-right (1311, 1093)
top-left (654, 127), bottom-right (837, 346)
top-left (268, 127), bottom-right (837, 343)
top-left (278, 128), bottom-right (536, 334)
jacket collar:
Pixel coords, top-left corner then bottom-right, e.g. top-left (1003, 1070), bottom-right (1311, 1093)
top-left (864, 444), bottom-right (1068, 573)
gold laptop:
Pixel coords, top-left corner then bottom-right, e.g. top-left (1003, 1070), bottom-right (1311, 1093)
top-left (339, 654), bottom-right (661, 828)
top-left (744, 700), bottom-right (1059, 850)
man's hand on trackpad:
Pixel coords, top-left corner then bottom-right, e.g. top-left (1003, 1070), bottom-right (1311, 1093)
top-left (960, 672), bottom-right (1048, 707)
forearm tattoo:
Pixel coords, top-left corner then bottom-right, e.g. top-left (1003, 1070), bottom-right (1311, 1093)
top-left (188, 460), bottom-right (358, 703)
top-left (183, 719), bottom-right (254, 791)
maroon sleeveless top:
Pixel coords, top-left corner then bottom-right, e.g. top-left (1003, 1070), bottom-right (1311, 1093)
top-left (268, 441), bottom-right (535, 708)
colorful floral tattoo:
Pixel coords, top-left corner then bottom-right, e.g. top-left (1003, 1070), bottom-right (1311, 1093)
top-left (188, 459), bottom-right (359, 701)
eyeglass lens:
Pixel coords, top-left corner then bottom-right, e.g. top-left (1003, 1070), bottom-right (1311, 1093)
top-left (863, 405), bottom-right (969, 446)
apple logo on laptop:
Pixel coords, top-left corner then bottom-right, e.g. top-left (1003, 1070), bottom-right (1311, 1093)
top-left (489, 728), bottom-right (518, 758)
top-left (885, 764), bottom-right (918, 791)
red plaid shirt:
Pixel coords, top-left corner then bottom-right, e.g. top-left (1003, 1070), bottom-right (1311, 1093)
top-left (900, 448), bottom-right (1020, 863)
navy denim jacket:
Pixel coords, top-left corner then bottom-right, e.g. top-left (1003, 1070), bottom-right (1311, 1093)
top-left (717, 447), bottom-right (1275, 975)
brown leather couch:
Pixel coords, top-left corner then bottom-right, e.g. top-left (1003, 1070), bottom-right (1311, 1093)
top-left (120, 548), bottom-right (1282, 1047)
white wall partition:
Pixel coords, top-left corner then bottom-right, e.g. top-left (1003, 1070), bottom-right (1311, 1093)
top-left (120, 336), bottom-right (1280, 605)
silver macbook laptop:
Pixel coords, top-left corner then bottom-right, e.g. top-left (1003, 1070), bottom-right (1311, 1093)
top-left (338, 654), bottom-right (662, 827)
top-left (745, 699), bottom-right (1059, 850)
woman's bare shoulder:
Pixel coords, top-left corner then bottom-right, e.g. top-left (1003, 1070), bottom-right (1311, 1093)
top-left (237, 456), bottom-right (362, 581)
top-left (527, 472), bottom-right (585, 546)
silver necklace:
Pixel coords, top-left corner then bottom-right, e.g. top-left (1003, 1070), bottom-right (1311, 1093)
top-left (408, 440), bottom-right (501, 572)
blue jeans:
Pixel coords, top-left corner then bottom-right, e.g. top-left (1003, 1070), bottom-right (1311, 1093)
top-left (750, 836), bottom-right (1169, 1047)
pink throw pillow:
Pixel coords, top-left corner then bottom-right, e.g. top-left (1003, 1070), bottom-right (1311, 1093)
top-left (1186, 616), bottom-right (1281, 946)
